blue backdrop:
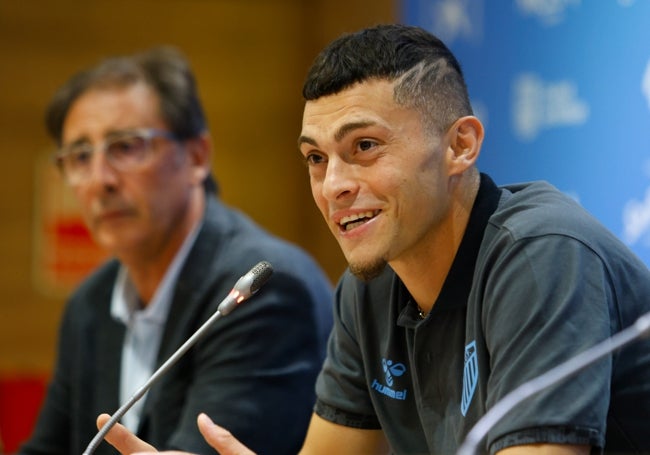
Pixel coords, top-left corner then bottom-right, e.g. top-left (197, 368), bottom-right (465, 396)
top-left (403, 0), bottom-right (650, 266)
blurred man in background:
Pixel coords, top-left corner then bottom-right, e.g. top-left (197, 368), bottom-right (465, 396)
top-left (19, 46), bottom-right (333, 455)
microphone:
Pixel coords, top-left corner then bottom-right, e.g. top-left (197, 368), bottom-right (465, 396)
top-left (456, 310), bottom-right (650, 455)
top-left (82, 261), bottom-right (274, 455)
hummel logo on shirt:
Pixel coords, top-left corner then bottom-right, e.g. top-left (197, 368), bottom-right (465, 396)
top-left (371, 358), bottom-right (408, 400)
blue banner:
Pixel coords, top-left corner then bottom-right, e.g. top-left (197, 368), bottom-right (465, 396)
top-left (403, 0), bottom-right (650, 266)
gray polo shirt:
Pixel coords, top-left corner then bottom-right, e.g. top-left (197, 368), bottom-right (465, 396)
top-left (315, 174), bottom-right (650, 454)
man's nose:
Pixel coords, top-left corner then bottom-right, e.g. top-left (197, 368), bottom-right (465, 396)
top-left (321, 157), bottom-right (359, 201)
top-left (86, 148), bottom-right (119, 186)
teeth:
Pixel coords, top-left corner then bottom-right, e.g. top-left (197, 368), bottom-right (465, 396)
top-left (339, 210), bottom-right (379, 230)
top-left (344, 220), bottom-right (366, 231)
top-left (340, 211), bottom-right (376, 225)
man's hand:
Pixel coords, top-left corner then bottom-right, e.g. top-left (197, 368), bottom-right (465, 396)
top-left (97, 413), bottom-right (256, 455)
top-left (96, 414), bottom-right (157, 454)
top-left (194, 413), bottom-right (255, 455)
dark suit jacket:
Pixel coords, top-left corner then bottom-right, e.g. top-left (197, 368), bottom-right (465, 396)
top-left (20, 197), bottom-right (334, 455)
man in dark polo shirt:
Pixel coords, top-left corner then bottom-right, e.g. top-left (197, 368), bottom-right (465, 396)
top-left (99, 24), bottom-right (650, 455)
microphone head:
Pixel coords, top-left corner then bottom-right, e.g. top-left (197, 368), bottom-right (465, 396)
top-left (234, 261), bottom-right (274, 298)
top-left (248, 261), bottom-right (274, 293)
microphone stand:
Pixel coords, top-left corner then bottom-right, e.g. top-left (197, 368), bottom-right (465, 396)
top-left (82, 261), bottom-right (273, 455)
top-left (82, 306), bottom-right (229, 454)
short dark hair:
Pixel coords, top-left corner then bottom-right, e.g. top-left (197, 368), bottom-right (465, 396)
top-left (46, 46), bottom-right (217, 193)
top-left (302, 24), bottom-right (473, 134)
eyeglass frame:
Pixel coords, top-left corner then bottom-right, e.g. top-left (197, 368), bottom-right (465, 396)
top-left (52, 128), bottom-right (180, 185)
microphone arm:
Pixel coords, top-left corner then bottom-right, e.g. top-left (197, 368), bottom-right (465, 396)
top-left (456, 310), bottom-right (650, 455)
top-left (82, 261), bottom-right (274, 455)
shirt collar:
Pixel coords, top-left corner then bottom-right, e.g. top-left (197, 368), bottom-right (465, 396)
top-left (398, 173), bottom-right (501, 326)
top-left (434, 173), bottom-right (501, 310)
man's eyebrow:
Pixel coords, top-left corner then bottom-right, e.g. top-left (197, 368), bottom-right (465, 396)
top-left (63, 128), bottom-right (135, 146)
top-left (334, 121), bottom-right (375, 142)
top-left (63, 137), bottom-right (89, 147)
top-left (297, 120), bottom-right (377, 148)
top-left (297, 135), bottom-right (317, 148)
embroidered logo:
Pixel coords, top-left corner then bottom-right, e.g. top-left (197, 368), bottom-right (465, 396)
top-left (371, 358), bottom-right (408, 400)
top-left (461, 340), bottom-right (478, 416)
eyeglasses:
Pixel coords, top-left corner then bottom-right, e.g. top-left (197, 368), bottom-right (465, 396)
top-left (53, 128), bottom-right (179, 185)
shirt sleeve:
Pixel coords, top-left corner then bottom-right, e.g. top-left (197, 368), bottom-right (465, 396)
top-left (482, 234), bottom-right (611, 452)
top-left (314, 272), bottom-right (381, 430)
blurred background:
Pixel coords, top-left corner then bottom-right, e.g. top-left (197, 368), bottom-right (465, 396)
top-left (2, 0), bottom-right (650, 451)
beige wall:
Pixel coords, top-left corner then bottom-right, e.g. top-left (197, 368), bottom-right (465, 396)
top-left (0, 0), bottom-right (396, 373)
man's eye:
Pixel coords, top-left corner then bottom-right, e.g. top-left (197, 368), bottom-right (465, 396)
top-left (304, 153), bottom-right (325, 166)
top-left (70, 148), bottom-right (92, 165)
top-left (358, 140), bottom-right (376, 151)
top-left (113, 139), bottom-right (135, 152)
top-left (108, 137), bottom-right (143, 155)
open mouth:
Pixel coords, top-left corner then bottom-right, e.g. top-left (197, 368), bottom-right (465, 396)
top-left (338, 210), bottom-right (381, 231)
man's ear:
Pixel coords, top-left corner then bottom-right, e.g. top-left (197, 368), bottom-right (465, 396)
top-left (447, 116), bottom-right (484, 175)
top-left (186, 132), bottom-right (213, 185)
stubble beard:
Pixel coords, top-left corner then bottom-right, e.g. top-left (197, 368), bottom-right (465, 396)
top-left (348, 257), bottom-right (388, 282)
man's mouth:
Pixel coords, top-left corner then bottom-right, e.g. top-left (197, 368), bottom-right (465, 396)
top-left (95, 206), bottom-right (135, 223)
top-left (338, 210), bottom-right (380, 231)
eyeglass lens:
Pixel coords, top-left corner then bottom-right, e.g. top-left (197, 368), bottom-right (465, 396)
top-left (57, 132), bottom-right (153, 181)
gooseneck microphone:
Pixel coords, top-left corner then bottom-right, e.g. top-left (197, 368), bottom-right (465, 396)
top-left (456, 310), bottom-right (650, 455)
top-left (82, 261), bottom-right (274, 455)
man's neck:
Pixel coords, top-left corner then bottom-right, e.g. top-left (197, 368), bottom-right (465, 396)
top-left (392, 173), bottom-right (480, 314)
top-left (121, 192), bottom-right (206, 304)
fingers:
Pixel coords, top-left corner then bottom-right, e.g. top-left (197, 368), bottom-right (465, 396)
top-left (97, 414), bottom-right (158, 454)
top-left (197, 413), bottom-right (256, 455)
top-left (96, 412), bottom-right (251, 455)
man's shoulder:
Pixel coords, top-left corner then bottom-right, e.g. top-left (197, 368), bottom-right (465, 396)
top-left (498, 180), bottom-right (578, 216)
top-left (70, 259), bottom-right (119, 299)
top-left (492, 180), bottom-right (604, 239)
top-left (60, 259), bottom-right (120, 325)
top-left (200, 197), bottom-right (333, 302)
top-left (486, 179), bottom-right (650, 284)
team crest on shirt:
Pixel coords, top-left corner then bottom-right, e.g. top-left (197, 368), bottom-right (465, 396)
top-left (461, 340), bottom-right (478, 416)
top-left (371, 358), bottom-right (408, 400)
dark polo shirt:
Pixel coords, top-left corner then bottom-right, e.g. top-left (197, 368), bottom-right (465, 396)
top-left (315, 173), bottom-right (650, 454)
